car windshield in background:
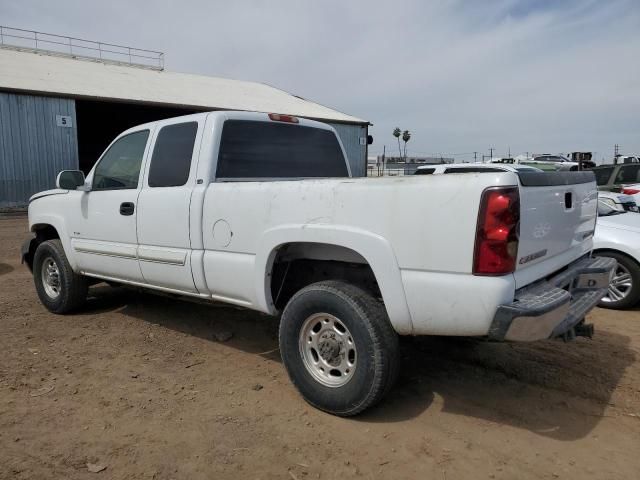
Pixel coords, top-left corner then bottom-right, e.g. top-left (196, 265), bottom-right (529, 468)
top-left (615, 164), bottom-right (640, 184)
top-left (533, 156), bottom-right (566, 162)
top-left (593, 166), bottom-right (615, 186)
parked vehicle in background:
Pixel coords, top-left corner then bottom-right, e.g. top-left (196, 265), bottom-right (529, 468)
top-left (592, 163), bottom-right (640, 205)
top-left (22, 111), bottom-right (614, 416)
top-left (598, 190), bottom-right (638, 213)
top-left (415, 163), bottom-right (542, 175)
top-left (517, 154), bottom-right (580, 171)
top-left (568, 152), bottom-right (597, 169)
top-left (614, 155), bottom-right (639, 165)
top-left (487, 157), bottom-right (515, 164)
top-left (594, 200), bottom-right (640, 309)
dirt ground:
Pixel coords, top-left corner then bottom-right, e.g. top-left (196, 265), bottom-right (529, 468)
top-left (1, 215), bottom-right (639, 480)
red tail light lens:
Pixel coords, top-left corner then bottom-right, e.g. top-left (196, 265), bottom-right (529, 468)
top-left (473, 187), bottom-right (520, 275)
top-left (268, 113), bottom-right (299, 123)
top-left (622, 188), bottom-right (640, 195)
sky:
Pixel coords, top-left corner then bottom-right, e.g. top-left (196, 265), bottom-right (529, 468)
top-left (1, 0), bottom-right (639, 163)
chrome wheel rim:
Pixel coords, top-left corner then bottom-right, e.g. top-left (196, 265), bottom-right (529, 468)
top-left (601, 263), bottom-right (632, 304)
top-left (41, 256), bottom-right (61, 299)
top-left (298, 313), bottom-right (357, 388)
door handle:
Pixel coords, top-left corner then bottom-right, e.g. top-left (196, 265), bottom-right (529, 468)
top-left (120, 202), bottom-right (135, 216)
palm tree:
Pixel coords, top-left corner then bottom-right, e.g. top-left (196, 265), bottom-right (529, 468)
top-left (402, 130), bottom-right (411, 160)
top-left (393, 128), bottom-right (402, 160)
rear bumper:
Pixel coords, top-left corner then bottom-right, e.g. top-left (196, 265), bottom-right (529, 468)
top-left (489, 255), bottom-right (616, 341)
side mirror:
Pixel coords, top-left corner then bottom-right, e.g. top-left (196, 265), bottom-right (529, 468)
top-left (56, 170), bottom-right (86, 190)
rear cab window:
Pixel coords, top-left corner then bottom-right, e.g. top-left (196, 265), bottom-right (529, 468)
top-left (215, 120), bottom-right (348, 180)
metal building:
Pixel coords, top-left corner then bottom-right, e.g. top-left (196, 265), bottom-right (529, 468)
top-left (0, 27), bottom-right (370, 208)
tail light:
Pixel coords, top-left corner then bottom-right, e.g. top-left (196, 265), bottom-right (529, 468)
top-left (268, 113), bottom-right (299, 123)
top-left (473, 187), bottom-right (520, 275)
top-left (622, 188), bottom-right (640, 195)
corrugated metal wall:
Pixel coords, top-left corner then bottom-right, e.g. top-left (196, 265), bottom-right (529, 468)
top-left (0, 92), bottom-right (78, 207)
top-left (326, 122), bottom-right (367, 177)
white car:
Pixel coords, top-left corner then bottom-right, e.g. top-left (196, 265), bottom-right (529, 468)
top-left (23, 111), bottom-right (614, 416)
top-left (594, 201), bottom-right (640, 309)
top-left (415, 163), bottom-right (542, 175)
top-left (615, 184), bottom-right (640, 206)
top-left (516, 154), bottom-right (580, 172)
top-left (598, 190), bottom-right (638, 213)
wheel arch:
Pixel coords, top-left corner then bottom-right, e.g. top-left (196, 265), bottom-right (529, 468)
top-left (254, 225), bottom-right (413, 334)
top-left (23, 223), bottom-right (62, 270)
top-left (593, 248), bottom-right (640, 267)
top-left (27, 213), bottom-right (77, 270)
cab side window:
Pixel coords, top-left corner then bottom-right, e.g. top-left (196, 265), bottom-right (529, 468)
top-left (93, 130), bottom-right (150, 190)
top-left (148, 122), bottom-right (198, 187)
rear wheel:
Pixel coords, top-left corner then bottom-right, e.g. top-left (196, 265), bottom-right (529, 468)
top-left (33, 239), bottom-right (88, 314)
top-left (279, 280), bottom-right (399, 416)
top-left (596, 251), bottom-right (640, 309)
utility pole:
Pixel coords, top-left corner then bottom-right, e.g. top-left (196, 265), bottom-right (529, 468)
top-left (489, 148), bottom-right (494, 161)
top-left (474, 151), bottom-right (477, 163)
top-left (614, 144), bottom-right (619, 157)
top-left (381, 145), bottom-right (386, 176)
top-left (508, 146), bottom-right (511, 157)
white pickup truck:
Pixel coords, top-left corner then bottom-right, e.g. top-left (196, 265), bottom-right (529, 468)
top-left (23, 111), bottom-right (614, 416)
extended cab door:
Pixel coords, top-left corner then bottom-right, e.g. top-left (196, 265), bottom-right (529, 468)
top-left (69, 128), bottom-right (151, 282)
top-left (136, 118), bottom-right (203, 293)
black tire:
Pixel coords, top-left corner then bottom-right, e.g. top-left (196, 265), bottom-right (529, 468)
top-left (595, 251), bottom-right (640, 309)
top-left (279, 280), bottom-right (399, 416)
top-left (33, 239), bottom-right (88, 314)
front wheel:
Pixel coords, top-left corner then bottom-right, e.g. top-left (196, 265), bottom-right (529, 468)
top-left (596, 252), bottom-right (640, 309)
top-left (33, 239), bottom-right (88, 314)
top-left (279, 281), bottom-right (399, 416)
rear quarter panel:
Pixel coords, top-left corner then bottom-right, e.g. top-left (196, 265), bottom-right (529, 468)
top-left (201, 172), bottom-right (519, 334)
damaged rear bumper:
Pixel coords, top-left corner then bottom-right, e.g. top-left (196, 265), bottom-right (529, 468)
top-left (489, 255), bottom-right (616, 342)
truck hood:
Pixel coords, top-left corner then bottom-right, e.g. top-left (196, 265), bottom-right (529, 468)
top-left (29, 189), bottom-right (68, 202)
top-left (597, 212), bottom-right (640, 233)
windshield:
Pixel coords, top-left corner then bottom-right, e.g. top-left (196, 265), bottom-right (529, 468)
top-left (614, 164), bottom-right (640, 184)
top-left (593, 166), bottom-right (615, 186)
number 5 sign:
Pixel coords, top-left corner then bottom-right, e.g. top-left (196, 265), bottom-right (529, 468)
top-left (56, 115), bottom-right (73, 128)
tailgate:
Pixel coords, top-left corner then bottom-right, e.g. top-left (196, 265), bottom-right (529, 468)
top-left (514, 171), bottom-right (598, 289)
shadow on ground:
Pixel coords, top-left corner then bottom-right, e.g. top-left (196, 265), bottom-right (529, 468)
top-left (0, 263), bottom-right (15, 276)
top-left (79, 284), bottom-right (635, 441)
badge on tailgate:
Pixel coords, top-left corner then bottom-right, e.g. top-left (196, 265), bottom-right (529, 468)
top-left (519, 249), bottom-right (548, 265)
